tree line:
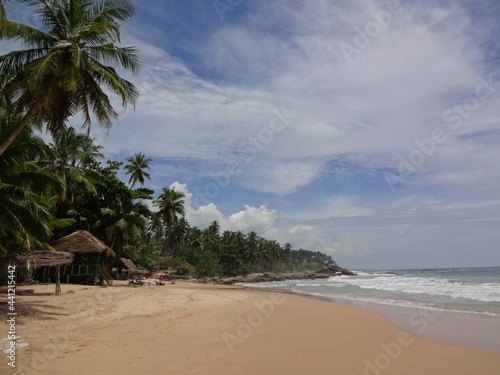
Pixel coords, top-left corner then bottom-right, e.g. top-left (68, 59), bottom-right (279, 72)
top-left (0, 0), bottom-right (336, 276)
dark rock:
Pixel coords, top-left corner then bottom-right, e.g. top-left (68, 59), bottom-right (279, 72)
top-left (314, 265), bottom-right (357, 276)
top-left (219, 264), bottom-right (356, 285)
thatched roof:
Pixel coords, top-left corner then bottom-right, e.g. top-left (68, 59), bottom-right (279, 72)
top-left (51, 230), bottom-right (116, 258)
top-left (120, 258), bottom-right (136, 270)
top-left (1, 251), bottom-right (74, 267)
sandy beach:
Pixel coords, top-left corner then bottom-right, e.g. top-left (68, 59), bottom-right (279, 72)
top-left (1, 281), bottom-right (500, 375)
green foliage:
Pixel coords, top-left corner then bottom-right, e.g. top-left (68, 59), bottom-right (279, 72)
top-left (175, 263), bottom-right (192, 275)
top-left (134, 233), bottom-right (162, 269)
top-left (161, 257), bottom-right (187, 270)
top-left (196, 251), bottom-right (220, 277)
top-left (302, 263), bottom-right (325, 271)
top-left (124, 152), bottom-right (152, 188)
top-left (153, 187), bottom-right (185, 228)
top-left (0, 0), bottom-right (140, 155)
top-left (178, 247), bottom-right (200, 267)
top-left (132, 188), bottom-right (154, 200)
top-left (0, 110), bottom-right (73, 254)
top-left (0, 1), bottom-right (340, 274)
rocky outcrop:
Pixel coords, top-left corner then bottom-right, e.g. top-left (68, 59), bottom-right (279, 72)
top-left (217, 265), bottom-right (357, 285)
top-left (313, 264), bottom-right (357, 276)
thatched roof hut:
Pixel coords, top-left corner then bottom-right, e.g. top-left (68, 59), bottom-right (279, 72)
top-left (1, 250), bottom-right (74, 267)
top-left (0, 250), bottom-right (75, 267)
top-left (112, 258), bottom-right (145, 280)
top-left (0, 251), bottom-right (74, 294)
top-left (50, 230), bottom-right (116, 258)
top-left (119, 258), bottom-right (136, 270)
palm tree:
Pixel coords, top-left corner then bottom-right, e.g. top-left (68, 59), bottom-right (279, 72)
top-left (124, 152), bottom-right (152, 188)
top-left (0, 109), bottom-right (72, 254)
top-left (245, 231), bottom-right (260, 265)
top-left (164, 218), bottom-right (189, 256)
top-left (0, 0), bottom-right (140, 156)
top-left (46, 127), bottom-right (103, 204)
top-left (153, 188), bottom-right (185, 228)
top-left (188, 226), bottom-right (203, 255)
top-left (95, 195), bottom-right (147, 256)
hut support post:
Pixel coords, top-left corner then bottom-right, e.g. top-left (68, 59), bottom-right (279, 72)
top-left (55, 265), bottom-right (61, 295)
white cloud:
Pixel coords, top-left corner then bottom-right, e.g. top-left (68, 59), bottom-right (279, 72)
top-left (169, 182), bottom-right (337, 252)
top-left (224, 205), bottom-right (277, 234)
top-left (291, 196), bottom-right (373, 220)
top-left (99, 0), bottom-right (500, 200)
top-left (5, 0), bottom-right (499, 268)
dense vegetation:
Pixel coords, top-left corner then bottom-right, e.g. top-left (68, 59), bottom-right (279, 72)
top-left (0, 0), bottom-right (336, 277)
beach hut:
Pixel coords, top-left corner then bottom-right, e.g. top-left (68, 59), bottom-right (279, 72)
top-left (40, 230), bottom-right (116, 286)
top-left (111, 258), bottom-right (137, 280)
top-left (1, 250), bottom-right (74, 294)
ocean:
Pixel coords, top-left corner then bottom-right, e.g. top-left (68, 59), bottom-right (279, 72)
top-left (241, 266), bottom-right (500, 316)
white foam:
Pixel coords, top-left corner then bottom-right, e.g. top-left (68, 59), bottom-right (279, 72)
top-left (326, 275), bottom-right (500, 303)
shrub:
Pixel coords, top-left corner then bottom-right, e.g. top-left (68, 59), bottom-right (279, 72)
top-left (196, 252), bottom-right (220, 277)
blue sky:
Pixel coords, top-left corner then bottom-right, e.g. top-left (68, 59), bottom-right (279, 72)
top-left (3, 0), bottom-right (500, 269)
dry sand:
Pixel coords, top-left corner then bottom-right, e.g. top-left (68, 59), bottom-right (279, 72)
top-left (1, 281), bottom-right (499, 375)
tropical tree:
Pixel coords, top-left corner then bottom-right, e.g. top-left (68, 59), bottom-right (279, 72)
top-left (95, 195), bottom-right (147, 257)
top-left (124, 152), bottom-right (152, 188)
top-left (245, 231), bottom-right (260, 265)
top-left (0, 0), bottom-right (140, 156)
top-left (163, 218), bottom-right (189, 256)
top-left (201, 220), bottom-right (221, 254)
top-left (134, 232), bottom-right (163, 268)
top-left (46, 127), bottom-right (103, 204)
top-left (153, 187), bottom-right (185, 228)
top-left (0, 109), bottom-right (72, 254)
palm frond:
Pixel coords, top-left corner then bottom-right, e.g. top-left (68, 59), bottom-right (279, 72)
top-left (0, 20), bottom-right (53, 47)
top-left (89, 60), bottom-right (138, 105)
top-left (88, 0), bottom-right (135, 24)
top-left (87, 44), bottom-right (140, 74)
top-left (0, 48), bottom-right (50, 74)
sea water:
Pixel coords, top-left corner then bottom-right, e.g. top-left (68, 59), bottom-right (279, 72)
top-left (241, 266), bottom-right (500, 315)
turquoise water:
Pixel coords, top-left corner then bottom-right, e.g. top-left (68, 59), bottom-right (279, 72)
top-left (241, 266), bottom-right (500, 315)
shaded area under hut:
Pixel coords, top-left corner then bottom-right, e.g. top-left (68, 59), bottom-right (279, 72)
top-left (0, 251), bottom-right (74, 294)
top-left (111, 257), bottom-right (147, 280)
top-left (36, 230), bottom-right (116, 286)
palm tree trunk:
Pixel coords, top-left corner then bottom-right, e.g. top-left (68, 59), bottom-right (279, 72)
top-left (0, 104), bottom-right (41, 156)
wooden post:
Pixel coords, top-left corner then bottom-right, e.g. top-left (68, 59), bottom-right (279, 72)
top-left (55, 264), bottom-right (61, 295)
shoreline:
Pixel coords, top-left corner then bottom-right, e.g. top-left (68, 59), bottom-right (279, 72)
top-left (242, 285), bottom-right (500, 353)
top-left (1, 282), bottom-right (499, 374)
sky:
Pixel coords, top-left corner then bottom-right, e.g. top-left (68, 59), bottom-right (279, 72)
top-left (3, 0), bottom-right (500, 270)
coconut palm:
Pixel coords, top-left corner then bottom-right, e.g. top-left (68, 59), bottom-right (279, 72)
top-left (0, 0), bottom-right (140, 156)
top-left (0, 109), bottom-right (71, 254)
top-left (46, 127), bottom-right (103, 204)
top-left (245, 231), bottom-right (260, 265)
top-left (124, 152), bottom-right (152, 188)
top-left (95, 195), bottom-right (147, 256)
top-left (153, 187), bottom-right (185, 228)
